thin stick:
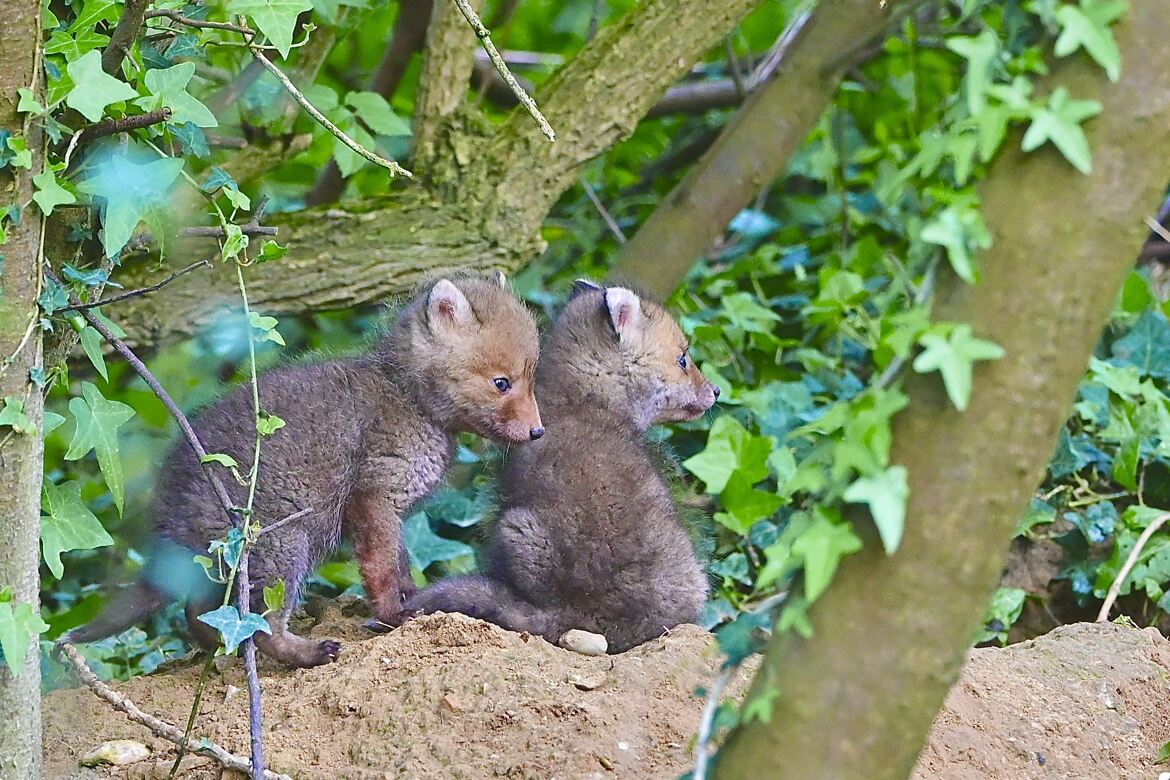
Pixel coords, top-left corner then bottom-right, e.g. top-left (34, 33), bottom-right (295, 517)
top-left (581, 179), bottom-right (626, 244)
top-left (145, 9), bottom-right (255, 35)
top-left (693, 669), bottom-right (731, 780)
top-left (450, 0), bottom-right (555, 142)
top-left (59, 259), bottom-right (210, 312)
top-left (257, 506), bottom-right (313, 537)
top-left (54, 643), bottom-right (292, 780)
top-left (249, 48), bottom-right (412, 177)
top-left (181, 224), bottom-right (279, 238)
top-left (1096, 511), bottom-right (1170, 621)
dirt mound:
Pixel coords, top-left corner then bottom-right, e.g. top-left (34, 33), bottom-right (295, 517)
top-left (44, 606), bottom-right (1170, 780)
top-left (915, 621), bottom-right (1170, 779)
top-left (44, 603), bottom-right (749, 779)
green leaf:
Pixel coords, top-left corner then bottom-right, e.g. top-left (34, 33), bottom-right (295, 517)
top-left (196, 605), bottom-right (272, 654)
top-left (0, 396), bottom-right (34, 435)
top-left (5, 136), bottom-right (32, 169)
top-left (248, 311), bottom-right (286, 345)
top-left (791, 509), bottom-right (862, 602)
top-left (257, 412), bottom-right (285, 436)
top-left (77, 143), bottom-right (185, 258)
top-left (200, 453), bottom-right (240, 468)
top-left (0, 602), bottom-right (49, 677)
top-left (345, 91), bottom-right (411, 136)
top-left (978, 586), bottom-right (1027, 645)
top-left (1054, 0), bottom-right (1127, 82)
top-left (227, 0), bottom-right (314, 58)
top-left (1021, 87), bottom-right (1102, 174)
top-left (78, 326), bottom-right (108, 380)
top-left (1156, 739), bottom-right (1170, 765)
top-left (222, 224), bottom-right (248, 261)
top-left (40, 480), bottom-right (114, 579)
top-left (920, 204), bottom-right (991, 284)
top-left (716, 472), bottom-right (785, 535)
top-left (263, 580), bottom-right (286, 614)
top-left (17, 87), bottom-right (45, 115)
top-left (332, 123), bottom-right (376, 178)
top-left (64, 50), bottom-right (137, 122)
top-left (64, 382), bottom-right (135, 514)
top-left (256, 240), bottom-right (288, 263)
top-left (43, 411), bottom-right (66, 435)
top-left (682, 415), bottom-right (773, 494)
top-left (912, 324), bottom-right (1006, 411)
top-left (402, 512), bottom-right (474, 570)
top-left (741, 687), bottom-right (780, 725)
top-left (1015, 499), bottom-right (1056, 538)
top-left (843, 465), bottom-right (909, 554)
top-left (137, 63), bottom-right (219, 128)
top-left (1112, 437), bottom-right (1140, 491)
top-left (32, 170), bottom-right (76, 217)
top-left (946, 29), bottom-right (999, 114)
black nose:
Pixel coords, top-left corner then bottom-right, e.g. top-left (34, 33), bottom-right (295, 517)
top-left (712, 385), bottom-right (721, 399)
top-left (529, 427), bottom-right (545, 440)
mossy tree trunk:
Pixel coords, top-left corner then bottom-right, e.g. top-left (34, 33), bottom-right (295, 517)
top-left (0, 1), bottom-right (45, 777)
top-left (713, 2), bottom-right (1170, 777)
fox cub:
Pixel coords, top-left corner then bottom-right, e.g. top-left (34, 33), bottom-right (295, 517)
top-left (65, 273), bottom-right (542, 667)
top-left (405, 281), bottom-right (720, 652)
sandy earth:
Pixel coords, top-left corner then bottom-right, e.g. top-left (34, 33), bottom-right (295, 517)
top-left (42, 601), bottom-right (1170, 779)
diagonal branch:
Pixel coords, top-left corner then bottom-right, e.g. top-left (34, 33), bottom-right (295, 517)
top-left (101, 0), bottom-right (149, 74)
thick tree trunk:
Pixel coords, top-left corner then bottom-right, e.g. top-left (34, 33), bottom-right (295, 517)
top-left (0, 1), bottom-right (45, 777)
top-left (713, 3), bottom-right (1170, 778)
top-left (101, 0), bottom-right (765, 347)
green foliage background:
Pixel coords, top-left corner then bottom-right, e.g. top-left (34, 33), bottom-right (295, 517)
top-left (3, 0), bottom-right (1165, 693)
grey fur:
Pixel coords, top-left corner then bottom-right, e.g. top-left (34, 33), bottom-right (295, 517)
top-left (405, 286), bottom-right (719, 652)
top-left (65, 274), bottom-right (542, 667)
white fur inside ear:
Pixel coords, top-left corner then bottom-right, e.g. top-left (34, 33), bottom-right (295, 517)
top-left (604, 287), bottom-right (642, 340)
top-left (428, 279), bottom-right (472, 327)
top-left (493, 270), bottom-right (507, 289)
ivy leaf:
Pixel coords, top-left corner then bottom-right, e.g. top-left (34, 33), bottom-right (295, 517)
top-left (196, 605), bottom-right (272, 654)
top-left (0, 601), bottom-right (49, 678)
top-left (1054, 0), bottom-right (1127, 82)
top-left (344, 91), bottom-right (411, 136)
top-left (257, 412), bottom-right (285, 436)
top-left (42, 411), bottom-right (66, 435)
top-left (716, 472), bottom-right (785, 536)
top-left (65, 382), bottom-right (135, 514)
top-left (920, 204), bottom-right (991, 284)
top-left (222, 224), bottom-right (248, 261)
top-left (40, 480), bottom-right (114, 579)
top-left (402, 512), bottom-right (473, 571)
top-left (1111, 311), bottom-right (1170, 379)
top-left (256, 240), bottom-right (287, 263)
top-left (137, 63), bottom-right (218, 128)
top-left (248, 311), bottom-right (285, 345)
top-left (78, 326), bottom-right (108, 380)
top-left (1021, 87), bottom-right (1103, 175)
top-left (946, 29), bottom-right (999, 114)
top-left (77, 143), bottom-right (185, 258)
top-left (227, 0), bottom-right (313, 59)
top-left (332, 123), bottom-right (376, 178)
top-left (17, 87), bottom-right (45, 115)
top-left (33, 170), bottom-right (77, 217)
top-left (200, 453), bottom-right (239, 468)
top-left (791, 509), bottom-right (862, 602)
top-left (843, 466), bottom-right (909, 554)
top-left (912, 325), bottom-right (1006, 411)
top-left (0, 396), bottom-right (34, 435)
top-left (263, 580), bottom-right (286, 614)
top-left (64, 50), bottom-right (137, 122)
top-left (682, 415), bottom-right (773, 494)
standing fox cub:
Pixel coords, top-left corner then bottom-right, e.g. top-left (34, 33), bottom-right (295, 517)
top-left (65, 273), bottom-right (542, 667)
top-left (405, 282), bottom-right (719, 652)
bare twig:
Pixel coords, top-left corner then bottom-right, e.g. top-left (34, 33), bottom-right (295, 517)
top-left (1096, 511), bottom-right (1170, 622)
top-left (249, 48), bottom-right (412, 177)
top-left (59, 259), bottom-right (211, 312)
top-left (181, 224), bottom-right (279, 238)
top-left (64, 109), bottom-right (174, 167)
top-left (693, 669), bottom-right (732, 780)
top-left (580, 179), bottom-right (626, 244)
top-left (451, 0), bottom-right (555, 142)
top-left (54, 643), bottom-right (292, 780)
top-left (102, 0), bottom-right (150, 74)
top-left (145, 9), bottom-right (256, 35)
top-left (257, 506), bottom-right (313, 537)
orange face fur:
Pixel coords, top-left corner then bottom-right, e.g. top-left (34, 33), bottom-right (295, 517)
top-left (423, 276), bottom-right (543, 444)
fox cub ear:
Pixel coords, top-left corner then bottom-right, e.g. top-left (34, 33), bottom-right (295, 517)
top-left (492, 270), bottom-right (508, 289)
top-left (603, 287), bottom-right (642, 341)
top-left (569, 278), bottom-right (602, 300)
top-left (428, 279), bottom-right (473, 329)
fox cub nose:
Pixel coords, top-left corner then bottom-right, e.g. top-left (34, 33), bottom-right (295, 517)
top-left (712, 385), bottom-right (721, 399)
top-left (529, 426), bottom-right (545, 440)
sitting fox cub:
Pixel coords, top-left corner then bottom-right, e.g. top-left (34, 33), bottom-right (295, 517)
top-left (405, 281), bottom-right (719, 652)
top-left (65, 273), bottom-right (543, 667)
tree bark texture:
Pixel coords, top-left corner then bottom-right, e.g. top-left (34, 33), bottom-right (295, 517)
top-left (713, 3), bottom-right (1170, 778)
top-left (103, 0), bottom-right (765, 347)
top-left (609, 0), bottom-right (909, 297)
top-left (0, 1), bottom-right (44, 777)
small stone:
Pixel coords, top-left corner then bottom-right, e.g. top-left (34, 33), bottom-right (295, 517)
top-left (617, 741), bottom-right (630, 751)
top-left (568, 672), bottom-right (606, 691)
top-left (442, 692), bottom-right (465, 712)
top-left (224, 684), bottom-right (240, 703)
top-left (80, 739), bottom-right (151, 767)
top-left (598, 756), bottom-right (614, 771)
top-left (559, 629), bottom-right (608, 656)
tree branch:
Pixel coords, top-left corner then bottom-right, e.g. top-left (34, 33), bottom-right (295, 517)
top-left (101, 0), bottom-right (149, 75)
top-left (413, 0), bottom-right (485, 173)
top-left (713, 2), bottom-right (1170, 775)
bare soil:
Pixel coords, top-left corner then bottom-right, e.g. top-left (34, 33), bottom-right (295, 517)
top-left (43, 601), bottom-right (1170, 779)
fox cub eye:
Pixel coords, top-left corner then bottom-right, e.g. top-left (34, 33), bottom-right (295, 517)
top-left (493, 377), bottom-right (512, 393)
top-left (677, 353), bottom-right (688, 370)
